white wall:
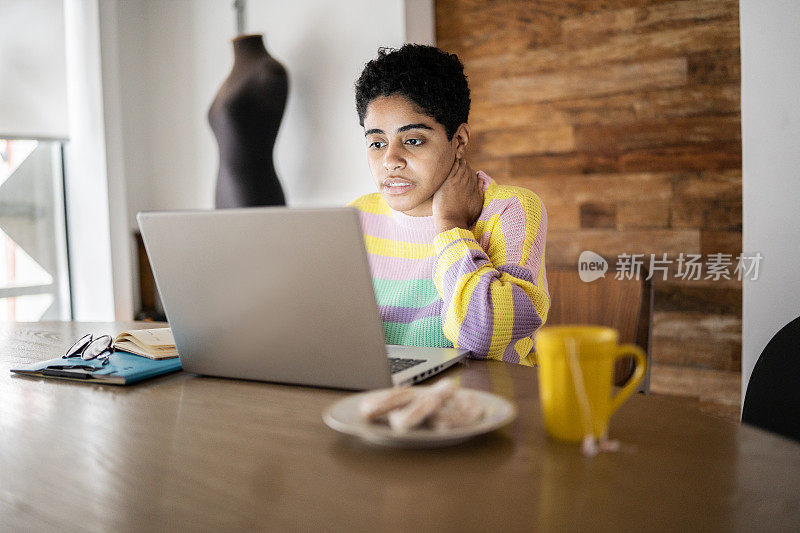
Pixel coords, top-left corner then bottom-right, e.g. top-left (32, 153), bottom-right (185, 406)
top-left (98, 0), bottom-right (134, 320)
top-left (740, 1), bottom-right (800, 404)
top-left (405, 0), bottom-right (436, 46)
top-left (114, 0), bottom-right (231, 222)
top-left (0, 0), bottom-right (68, 139)
top-left (60, 0), bottom-right (434, 319)
top-left (113, 0), bottom-right (428, 223)
top-left (63, 0), bottom-right (116, 320)
top-left (245, 1), bottom-right (405, 207)
top-left (96, 0), bottom-right (433, 318)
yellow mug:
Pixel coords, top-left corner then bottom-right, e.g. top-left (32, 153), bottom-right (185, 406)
top-left (535, 325), bottom-right (647, 442)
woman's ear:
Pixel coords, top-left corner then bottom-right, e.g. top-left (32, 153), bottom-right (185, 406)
top-left (454, 123), bottom-right (470, 159)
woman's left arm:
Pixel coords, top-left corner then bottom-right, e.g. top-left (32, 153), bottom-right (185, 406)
top-left (433, 192), bottom-right (550, 365)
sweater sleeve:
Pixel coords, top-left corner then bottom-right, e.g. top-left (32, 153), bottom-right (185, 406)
top-left (432, 191), bottom-right (549, 365)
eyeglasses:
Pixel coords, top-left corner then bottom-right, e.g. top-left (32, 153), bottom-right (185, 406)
top-left (62, 333), bottom-right (114, 365)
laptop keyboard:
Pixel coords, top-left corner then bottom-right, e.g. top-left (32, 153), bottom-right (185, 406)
top-left (388, 357), bottom-right (426, 374)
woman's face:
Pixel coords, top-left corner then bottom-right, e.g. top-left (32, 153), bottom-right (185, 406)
top-left (363, 94), bottom-right (461, 217)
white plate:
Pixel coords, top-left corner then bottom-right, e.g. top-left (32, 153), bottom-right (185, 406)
top-left (323, 389), bottom-right (517, 448)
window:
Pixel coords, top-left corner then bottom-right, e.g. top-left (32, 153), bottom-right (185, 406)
top-left (0, 139), bottom-right (71, 320)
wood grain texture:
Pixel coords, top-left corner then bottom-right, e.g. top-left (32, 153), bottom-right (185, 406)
top-left (470, 124), bottom-right (575, 156)
top-left (508, 141), bottom-right (742, 175)
top-left (649, 362), bottom-right (742, 418)
top-left (545, 268), bottom-right (652, 387)
top-left (545, 228), bottom-right (701, 266)
top-left (652, 311), bottom-right (742, 370)
top-left (479, 57), bottom-right (688, 105)
top-left (3, 322), bottom-right (799, 530)
top-left (437, 0), bottom-right (742, 400)
top-left (560, 0), bottom-right (734, 43)
top-left (460, 20), bottom-right (739, 76)
top-left (617, 199), bottom-right (672, 229)
top-left (580, 202), bottom-right (617, 228)
top-left (655, 281), bottom-right (742, 315)
top-left (573, 115), bottom-right (740, 151)
top-left (470, 85), bottom-right (740, 130)
top-left (546, 270), bottom-right (643, 343)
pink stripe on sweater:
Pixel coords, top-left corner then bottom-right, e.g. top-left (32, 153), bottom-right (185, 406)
top-left (478, 196), bottom-right (520, 220)
top-left (357, 211), bottom-right (436, 244)
top-left (367, 254), bottom-right (437, 281)
top-left (498, 202), bottom-right (528, 265)
top-left (525, 202), bottom-right (547, 277)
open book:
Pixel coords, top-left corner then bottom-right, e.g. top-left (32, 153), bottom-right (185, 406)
top-left (114, 327), bottom-right (177, 360)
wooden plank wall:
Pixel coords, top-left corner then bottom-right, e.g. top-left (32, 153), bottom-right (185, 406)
top-left (436, 0), bottom-right (742, 418)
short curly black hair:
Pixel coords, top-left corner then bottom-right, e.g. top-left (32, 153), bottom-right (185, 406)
top-left (355, 44), bottom-right (470, 141)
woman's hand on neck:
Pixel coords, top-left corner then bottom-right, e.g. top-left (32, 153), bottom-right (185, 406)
top-left (432, 156), bottom-right (483, 234)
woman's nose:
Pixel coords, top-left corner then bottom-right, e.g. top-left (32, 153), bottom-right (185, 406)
top-left (382, 144), bottom-right (406, 171)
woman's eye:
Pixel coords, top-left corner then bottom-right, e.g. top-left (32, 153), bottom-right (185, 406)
top-left (405, 138), bottom-right (424, 146)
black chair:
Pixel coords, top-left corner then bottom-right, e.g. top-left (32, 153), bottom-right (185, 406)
top-left (742, 316), bottom-right (800, 442)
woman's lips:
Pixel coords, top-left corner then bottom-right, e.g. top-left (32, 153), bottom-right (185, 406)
top-left (383, 178), bottom-right (414, 195)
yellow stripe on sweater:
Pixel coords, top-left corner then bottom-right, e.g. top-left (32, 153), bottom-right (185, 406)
top-left (487, 217), bottom-right (508, 266)
top-left (433, 232), bottom-right (485, 290)
top-left (471, 213), bottom-right (501, 244)
top-left (441, 266), bottom-right (487, 346)
top-left (347, 193), bottom-right (391, 215)
top-left (536, 250), bottom-right (550, 324)
top-left (502, 269), bottom-right (550, 326)
top-left (537, 249), bottom-right (546, 288)
top-left (364, 235), bottom-right (434, 259)
top-left (515, 337), bottom-right (535, 366)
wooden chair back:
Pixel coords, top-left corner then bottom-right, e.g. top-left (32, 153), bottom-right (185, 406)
top-left (544, 268), bottom-right (653, 391)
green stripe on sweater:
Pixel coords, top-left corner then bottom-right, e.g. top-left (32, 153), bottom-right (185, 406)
top-left (372, 278), bottom-right (440, 308)
top-left (383, 316), bottom-right (453, 347)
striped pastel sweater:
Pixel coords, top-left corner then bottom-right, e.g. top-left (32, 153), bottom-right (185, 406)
top-left (348, 171), bottom-right (549, 366)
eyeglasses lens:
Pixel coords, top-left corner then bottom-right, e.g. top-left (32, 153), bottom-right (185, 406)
top-left (65, 334), bottom-right (93, 358)
top-left (82, 335), bottom-right (113, 363)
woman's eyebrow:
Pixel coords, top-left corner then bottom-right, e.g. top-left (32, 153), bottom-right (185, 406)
top-left (364, 123), bottom-right (435, 136)
top-left (395, 123), bottom-right (435, 134)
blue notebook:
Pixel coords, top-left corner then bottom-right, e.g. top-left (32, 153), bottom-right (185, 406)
top-left (10, 350), bottom-right (182, 385)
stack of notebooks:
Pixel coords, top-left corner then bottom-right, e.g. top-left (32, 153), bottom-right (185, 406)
top-left (11, 328), bottom-right (182, 385)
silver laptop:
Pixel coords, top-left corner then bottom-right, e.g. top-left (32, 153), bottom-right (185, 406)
top-left (137, 207), bottom-right (469, 390)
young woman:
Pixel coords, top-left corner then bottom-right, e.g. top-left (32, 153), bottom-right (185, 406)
top-left (350, 44), bottom-right (549, 366)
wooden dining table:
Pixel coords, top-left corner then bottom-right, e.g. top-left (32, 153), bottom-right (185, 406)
top-left (2, 321), bottom-right (799, 531)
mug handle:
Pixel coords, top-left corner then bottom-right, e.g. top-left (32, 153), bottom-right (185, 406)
top-left (607, 344), bottom-right (647, 417)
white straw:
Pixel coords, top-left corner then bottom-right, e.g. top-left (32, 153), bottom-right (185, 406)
top-left (565, 337), bottom-right (597, 455)
top-left (565, 337), bottom-right (621, 456)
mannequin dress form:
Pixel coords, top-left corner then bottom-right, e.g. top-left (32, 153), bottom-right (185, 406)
top-left (209, 34), bottom-right (287, 208)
